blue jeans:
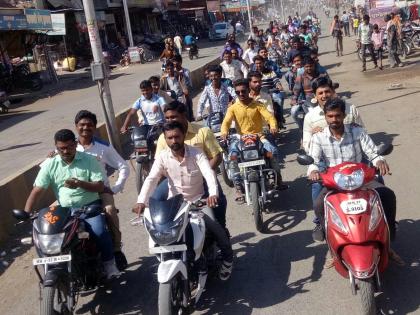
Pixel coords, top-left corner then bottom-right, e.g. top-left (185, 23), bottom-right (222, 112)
top-left (291, 104), bottom-right (304, 131)
top-left (272, 91), bottom-right (285, 124)
top-left (71, 202), bottom-right (114, 262)
top-left (311, 182), bottom-right (323, 224)
top-left (151, 178), bottom-right (228, 228)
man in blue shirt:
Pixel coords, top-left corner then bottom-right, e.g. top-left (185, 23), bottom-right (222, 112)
top-left (121, 80), bottom-right (166, 133)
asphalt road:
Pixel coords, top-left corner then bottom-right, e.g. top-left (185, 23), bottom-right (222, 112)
top-left (2, 18), bottom-right (420, 315)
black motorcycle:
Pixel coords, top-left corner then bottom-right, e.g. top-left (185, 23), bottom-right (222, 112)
top-left (187, 43), bottom-right (199, 60)
top-left (129, 124), bottom-right (163, 194)
top-left (12, 205), bottom-right (105, 315)
top-left (0, 63), bottom-right (43, 93)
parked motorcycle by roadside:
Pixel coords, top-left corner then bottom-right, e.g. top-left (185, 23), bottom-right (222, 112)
top-left (0, 90), bottom-right (10, 113)
top-left (12, 205), bottom-right (107, 315)
top-left (0, 62), bottom-right (43, 93)
top-left (297, 144), bottom-right (394, 315)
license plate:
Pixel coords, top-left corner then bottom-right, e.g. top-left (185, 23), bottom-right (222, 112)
top-left (33, 254), bottom-right (71, 266)
top-left (238, 159), bottom-right (266, 168)
top-left (149, 244), bottom-right (187, 254)
top-left (341, 199), bottom-right (367, 215)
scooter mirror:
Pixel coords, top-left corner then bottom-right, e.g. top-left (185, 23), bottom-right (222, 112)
top-left (12, 209), bottom-right (30, 221)
top-left (333, 82), bottom-right (339, 90)
top-left (297, 154), bottom-right (314, 165)
top-left (377, 143), bottom-right (393, 156)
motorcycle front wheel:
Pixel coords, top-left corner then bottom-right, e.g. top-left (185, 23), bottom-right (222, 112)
top-left (158, 276), bottom-right (184, 315)
top-left (29, 77), bottom-right (43, 91)
top-left (219, 159), bottom-right (234, 187)
top-left (41, 284), bottom-right (72, 315)
top-left (358, 278), bottom-right (377, 315)
top-left (250, 182), bottom-right (264, 232)
top-left (135, 161), bottom-right (150, 195)
top-left (412, 33), bottom-right (420, 49)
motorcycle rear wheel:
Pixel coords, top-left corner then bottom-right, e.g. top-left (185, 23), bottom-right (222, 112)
top-left (158, 276), bottom-right (184, 315)
top-left (412, 33), bottom-right (420, 49)
top-left (358, 278), bottom-right (377, 315)
top-left (41, 284), bottom-right (72, 315)
top-left (250, 182), bottom-right (264, 232)
top-left (29, 77), bottom-right (43, 91)
top-left (220, 159), bottom-right (234, 187)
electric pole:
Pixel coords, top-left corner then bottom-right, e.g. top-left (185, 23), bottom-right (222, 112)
top-left (82, 0), bottom-right (121, 151)
top-left (122, 0), bottom-right (134, 47)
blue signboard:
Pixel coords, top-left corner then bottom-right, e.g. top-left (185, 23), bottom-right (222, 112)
top-left (0, 14), bottom-right (28, 30)
top-left (24, 9), bottom-right (52, 30)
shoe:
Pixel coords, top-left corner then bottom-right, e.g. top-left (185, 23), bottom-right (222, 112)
top-left (219, 259), bottom-right (233, 281)
top-left (379, 66), bottom-right (383, 70)
top-left (114, 250), bottom-right (128, 271)
top-left (104, 258), bottom-right (121, 280)
top-left (389, 248), bottom-right (406, 266)
top-left (399, 63), bottom-right (404, 67)
top-left (374, 64), bottom-right (378, 68)
top-left (312, 224), bottom-right (325, 242)
top-left (390, 64), bottom-right (397, 68)
top-left (361, 68), bottom-right (366, 72)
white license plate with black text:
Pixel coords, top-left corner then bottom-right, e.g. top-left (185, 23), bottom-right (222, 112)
top-left (341, 199), bottom-right (368, 215)
top-left (238, 159), bottom-right (265, 168)
top-left (33, 254), bottom-right (71, 266)
top-left (149, 244), bottom-right (187, 254)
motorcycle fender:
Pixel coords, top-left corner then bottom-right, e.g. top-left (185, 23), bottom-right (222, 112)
top-left (157, 259), bottom-right (187, 283)
top-left (340, 244), bottom-right (380, 278)
top-left (190, 216), bottom-right (206, 261)
top-left (43, 268), bottom-right (67, 287)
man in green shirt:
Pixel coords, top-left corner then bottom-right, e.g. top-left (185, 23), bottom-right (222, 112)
top-left (24, 129), bottom-right (120, 279)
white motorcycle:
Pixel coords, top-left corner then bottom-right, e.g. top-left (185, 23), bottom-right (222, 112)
top-left (134, 195), bottom-right (222, 315)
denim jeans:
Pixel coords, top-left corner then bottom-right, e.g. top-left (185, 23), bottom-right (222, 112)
top-left (311, 182), bottom-right (324, 224)
top-left (71, 201), bottom-right (114, 262)
top-left (272, 91), bottom-right (285, 124)
top-left (291, 104), bottom-right (304, 131)
top-left (151, 177), bottom-right (228, 228)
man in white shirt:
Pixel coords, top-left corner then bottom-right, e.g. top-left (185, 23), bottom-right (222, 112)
top-left (133, 120), bottom-right (233, 280)
top-left (74, 110), bottom-right (130, 270)
top-left (220, 50), bottom-right (245, 81)
top-left (242, 39), bottom-right (259, 65)
top-left (173, 33), bottom-right (182, 55)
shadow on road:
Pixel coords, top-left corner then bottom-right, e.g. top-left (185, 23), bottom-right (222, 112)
top-left (376, 219), bottom-right (420, 314)
top-left (0, 110), bottom-right (46, 132)
top-left (0, 142), bottom-right (42, 152)
top-left (324, 62), bottom-right (342, 70)
top-left (357, 90), bottom-right (420, 108)
top-left (196, 231), bottom-right (328, 314)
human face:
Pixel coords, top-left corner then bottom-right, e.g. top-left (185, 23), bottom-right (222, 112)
top-left (151, 81), bottom-right (160, 93)
top-left (209, 71), bottom-right (221, 86)
top-left (248, 41), bottom-right (254, 49)
top-left (55, 140), bottom-right (77, 163)
top-left (75, 118), bottom-right (95, 140)
top-left (141, 86), bottom-right (153, 99)
top-left (258, 49), bottom-right (268, 59)
top-left (231, 49), bottom-right (239, 59)
top-left (325, 108), bottom-right (345, 130)
top-left (223, 53), bottom-right (232, 64)
top-left (311, 53), bottom-right (319, 63)
top-left (293, 56), bottom-right (302, 67)
top-left (164, 109), bottom-right (187, 126)
top-left (304, 63), bottom-right (315, 75)
top-left (254, 59), bottom-right (264, 72)
top-left (173, 60), bottom-right (182, 70)
top-left (235, 85), bottom-right (250, 102)
top-left (249, 76), bottom-right (262, 93)
top-left (164, 128), bottom-right (185, 152)
top-left (166, 64), bottom-right (175, 75)
top-left (315, 86), bottom-right (333, 107)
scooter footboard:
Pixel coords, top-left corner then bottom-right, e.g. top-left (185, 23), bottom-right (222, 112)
top-left (157, 259), bottom-right (188, 283)
top-left (340, 244), bottom-right (380, 278)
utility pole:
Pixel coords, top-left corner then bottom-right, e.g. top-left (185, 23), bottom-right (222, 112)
top-left (280, 0), bottom-right (285, 22)
top-left (122, 0), bottom-right (134, 47)
top-left (82, 0), bottom-right (121, 151)
top-left (245, 0), bottom-right (253, 30)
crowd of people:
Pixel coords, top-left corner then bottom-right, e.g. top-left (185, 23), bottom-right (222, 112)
top-left (21, 7), bottom-right (405, 291)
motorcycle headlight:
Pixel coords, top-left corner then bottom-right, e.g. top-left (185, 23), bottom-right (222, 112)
top-left (145, 215), bottom-right (185, 246)
top-left (326, 202), bottom-right (348, 234)
top-left (134, 140), bottom-right (148, 148)
top-left (38, 233), bottom-right (65, 255)
top-left (333, 169), bottom-right (364, 191)
top-left (242, 150), bottom-right (259, 161)
top-left (369, 196), bottom-right (382, 232)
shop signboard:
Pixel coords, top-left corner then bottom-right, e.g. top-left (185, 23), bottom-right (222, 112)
top-left (25, 9), bottom-right (53, 30)
top-left (369, 6), bottom-right (393, 27)
top-left (0, 14), bottom-right (27, 30)
top-left (128, 47), bottom-right (141, 63)
top-left (48, 13), bottom-right (66, 36)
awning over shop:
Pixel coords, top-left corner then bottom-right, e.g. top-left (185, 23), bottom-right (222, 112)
top-left (0, 8), bottom-right (52, 30)
top-left (47, 0), bottom-right (83, 9)
top-left (179, 7), bottom-right (206, 11)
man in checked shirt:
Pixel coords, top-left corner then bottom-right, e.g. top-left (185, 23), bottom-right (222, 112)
top-left (307, 98), bottom-right (398, 248)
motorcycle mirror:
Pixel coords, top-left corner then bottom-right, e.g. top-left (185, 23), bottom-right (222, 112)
top-left (297, 154), bottom-right (314, 165)
top-left (377, 143), bottom-right (393, 156)
top-left (12, 209), bottom-right (30, 221)
top-left (333, 82), bottom-right (339, 90)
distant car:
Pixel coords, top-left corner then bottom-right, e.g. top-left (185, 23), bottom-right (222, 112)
top-left (209, 22), bottom-right (234, 41)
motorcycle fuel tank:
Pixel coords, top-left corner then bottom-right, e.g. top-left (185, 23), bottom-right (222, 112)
top-left (35, 206), bottom-right (71, 235)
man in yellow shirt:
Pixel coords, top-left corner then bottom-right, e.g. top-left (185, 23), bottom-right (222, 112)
top-left (221, 79), bottom-right (287, 203)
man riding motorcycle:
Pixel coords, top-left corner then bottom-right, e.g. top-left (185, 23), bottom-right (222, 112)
top-left (221, 79), bottom-right (287, 204)
top-left (24, 129), bottom-right (120, 279)
top-left (133, 120), bottom-right (234, 280)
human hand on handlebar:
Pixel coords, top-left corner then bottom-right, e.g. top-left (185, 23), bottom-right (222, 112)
top-left (309, 171), bottom-right (321, 181)
top-left (311, 126), bottom-right (324, 134)
top-left (207, 195), bottom-right (219, 208)
top-left (376, 160), bottom-right (391, 176)
top-left (220, 134), bottom-right (228, 141)
top-left (270, 127), bottom-right (278, 135)
top-left (132, 203), bottom-right (146, 216)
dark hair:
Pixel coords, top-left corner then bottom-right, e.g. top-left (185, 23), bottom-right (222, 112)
top-left (373, 23), bottom-right (379, 30)
top-left (163, 100), bottom-right (187, 114)
top-left (258, 47), bottom-right (267, 53)
top-left (247, 71), bottom-right (263, 80)
top-left (163, 120), bottom-right (186, 134)
top-left (302, 57), bottom-right (315, 66)
top-left (165, 60), bottom-right (174, 68)
top-left (149, 75), bottom-right (160, 83)
top-left (75, 110), bottom-right (97, 126)
top-left (54, 129), bottom-right (76, 143)
top-left (292, 54), bottom-right (303, 61)
top-left (207, 64), bottom-right (223, 74)
top-left (312, 77), bottom-right (334, 94)
top-left (324, 98), bottom-right (346, 114)
top-left (363, 14), bottom-right (370, 21)
top-left (172, 54), bottom-right (182, 63)
top-left (139, 80), bottom-right (152, 89)
top-left (292, 35), bottom-right (301, 43)
top-left (222, 50), bottom-right (232, 57)
top-left (233, 78), bottom-right (249, 88)
top-left (310, 47), bottom-right (319, 55)
top-left (253, 55), bottom-right (265, 63)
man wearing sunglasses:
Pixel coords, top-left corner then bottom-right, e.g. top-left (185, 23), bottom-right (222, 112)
top-left (221, 79), bottom-right (287, 204)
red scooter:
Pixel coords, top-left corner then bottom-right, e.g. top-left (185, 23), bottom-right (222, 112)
top-left (298, 145), bottom-right (393, 315)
